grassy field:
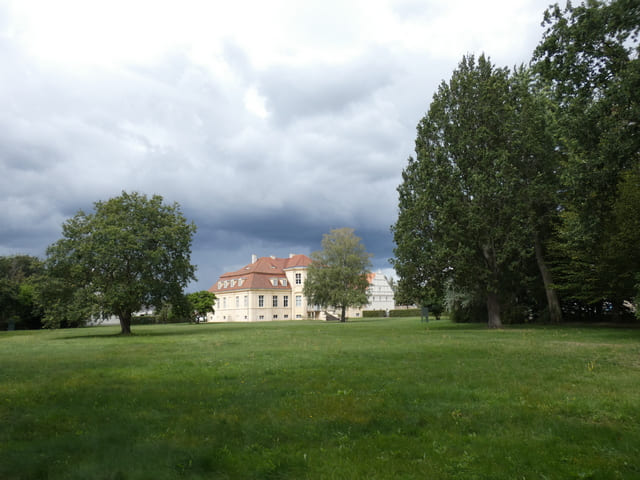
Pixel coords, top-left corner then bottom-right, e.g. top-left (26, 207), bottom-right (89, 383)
top-left (1, 318), bottom-right (639, 479)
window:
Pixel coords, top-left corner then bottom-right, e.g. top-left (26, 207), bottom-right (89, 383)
top-left (295, 295), bottom-right (302, 307)
top-left (231, 279), bottom-right (236, 287)
top-left (296, 314), bottom-right (302, 319)
top-left (258, 295), bottom-right (264, 307)
top-left (283, 295), bottom-right (289, 307)
top-left (271, 278), bottom-right (278, 286)
top-left (238, 278), bottom-right (245, 287)
top-left (295, 273), bottom-right (302, 285)
top-left (222, 297), bottom-right (227, 308)
top-left (272, 295), bottom-right (278, 307)
top-left (273, 314), bottom-right (278, 319)
top-left (284, 315), bottom-right (289, 319)
top-left (259, 315), bottom-right (264, 320)
top-left (217, 281), bottom-right (222, 289)
top-left (235, 296), bottom-right (239, 307)
top-left (281, 279), bottom-right (287, 286)
top-left (223, 280), bottom-right (229, 288)
top-left (244, 295), bottom-right (248, 307)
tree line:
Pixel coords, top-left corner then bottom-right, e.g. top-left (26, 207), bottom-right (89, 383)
top-left (392, 0), bottom-right (640, 326)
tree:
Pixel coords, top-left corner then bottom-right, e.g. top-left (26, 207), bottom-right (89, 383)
top-left (303, 228), bottom-right (372, 322)
top-left (186, 290), bottom-right (217, 323)
top-left (44, 191), bottom-right (197, 334)
top-left (533, 0), bottom-right (640, 317)
top-left (0, 255), bottom-right (45, 330)
top-left (393, 55), bottom-right (560, 328)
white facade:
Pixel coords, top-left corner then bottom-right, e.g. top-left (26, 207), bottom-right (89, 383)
top-left (366, 271), bottom-right (396, 312)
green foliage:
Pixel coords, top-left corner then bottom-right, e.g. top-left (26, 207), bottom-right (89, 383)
top-left (393, 55), bottom-right (558, 327)
top-left (185, 290), bottom-right (217, 323)
top-left (2, 320), bottom-right (639, 479)
top-left (362, 310), bottom-right (387, 317)
top-left (534, 0), bottom-right (640, 315)
top-left (303, 228), bottom-right (372, 322)
top-left (0, 255), bottom-right (45, 330)
top-left (388, 308), bottom-right (421, 317)
top-left (44, 191), bottom-right (197, 334)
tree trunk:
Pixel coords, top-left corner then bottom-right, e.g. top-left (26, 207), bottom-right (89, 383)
top-left (482, 243), bottom-right (503, 328)
top-left (487, 291), bottom-right (502, 329)
top-left (534, 232), bottom-right (562, 323)
top-left (340, 306), bottom-right (346, 322)
top-left (119, 311), bottom-right (132, 335)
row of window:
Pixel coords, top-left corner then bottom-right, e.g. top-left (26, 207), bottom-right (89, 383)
top-left (218, 278), bottom-right (246, 289)
top-left (222, 313), bottom-right (304, 320)
top-left (221, 294), bottom-right (303, 308)
top-left (219, 272), bottom-right (303, 290)
top-left (258, 295), bottom-right (303, 307)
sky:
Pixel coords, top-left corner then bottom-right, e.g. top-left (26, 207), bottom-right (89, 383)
top-left (0, 0), bottom-right (553, 291)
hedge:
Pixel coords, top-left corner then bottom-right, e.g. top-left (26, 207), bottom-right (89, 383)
top-left (388, 308), bottom-right (422, 317)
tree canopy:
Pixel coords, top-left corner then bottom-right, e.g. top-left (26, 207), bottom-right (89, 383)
top-left (0, 255), bottom-right (44, 330)
top-left (44, 191), bottom-right (197, 334)
top-left (393, 55), bottom-right (562, 327)
top-left (303, 228), bottom-right (372, 322)
top-left (394, 0), bottom-right (639, 325)
top-left (186, 290), bottom-right (217, 323)
top-left (533, 0), bottom-right (640, 318)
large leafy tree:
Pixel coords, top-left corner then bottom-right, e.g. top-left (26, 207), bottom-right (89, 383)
top-left (393, 55), bottom-right (562, 327)
top-left (45, 191), bottom-right (197, 334)
top-left (533, 0), bottom-right (640, 316)
top-left (303, 227), bottom-right (372, 322)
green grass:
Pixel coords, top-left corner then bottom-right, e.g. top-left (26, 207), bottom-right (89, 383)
top-left (1, 319), bottom-right (639, 479)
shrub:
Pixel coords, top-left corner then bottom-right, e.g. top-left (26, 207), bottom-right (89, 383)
top-left (363, 310), bottom-right (386, 318)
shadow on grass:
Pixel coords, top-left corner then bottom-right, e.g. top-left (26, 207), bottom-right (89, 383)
top-left (54, 323), bottom-right (251, 340)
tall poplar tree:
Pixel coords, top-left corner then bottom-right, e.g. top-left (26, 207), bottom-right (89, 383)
top-left (393, 55), bottom-right (560, 327)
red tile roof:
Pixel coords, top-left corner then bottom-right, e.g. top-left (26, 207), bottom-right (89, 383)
top-left (208, 254), bottom-right (312, 293)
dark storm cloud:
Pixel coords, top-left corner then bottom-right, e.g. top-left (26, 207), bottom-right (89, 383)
top-left (259, 48), bottom-right (397, 124)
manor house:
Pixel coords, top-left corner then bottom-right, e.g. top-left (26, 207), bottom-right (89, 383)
top-left (207, 254), bottom-right (396, 322)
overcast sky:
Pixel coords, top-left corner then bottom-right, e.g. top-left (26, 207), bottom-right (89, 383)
top-left (0, 0), bottom-right (552, 291)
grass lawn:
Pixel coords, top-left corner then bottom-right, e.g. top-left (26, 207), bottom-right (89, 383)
top-left (1, 318), bottom-right (639, 479)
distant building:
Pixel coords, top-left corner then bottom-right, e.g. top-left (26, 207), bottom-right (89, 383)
top-left (207, 254), bottom-right (313, 322)
top-left (366, 271), bottom-right (396, 312)
top-left (207, 255), bottom-right (396, 322)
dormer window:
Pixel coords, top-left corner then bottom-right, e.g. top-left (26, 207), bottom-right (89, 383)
top-left (218, 282), bottom-right (222, 289)
top-left (223, 280), bottom-right (229, 288)
top-left (271, 278), bottom-right (278, 286)
top-left (238, 278), bottom-right (245, 287)
top-left (280, 279), bottom-right (287, 286)
top-left (231, 279), bottom-right (236, 287)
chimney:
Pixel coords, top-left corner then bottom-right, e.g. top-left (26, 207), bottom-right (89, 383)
top-left (289, 253), bottom-right (295, 258)
top-left (251, 254), bottom-right (257, 264)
